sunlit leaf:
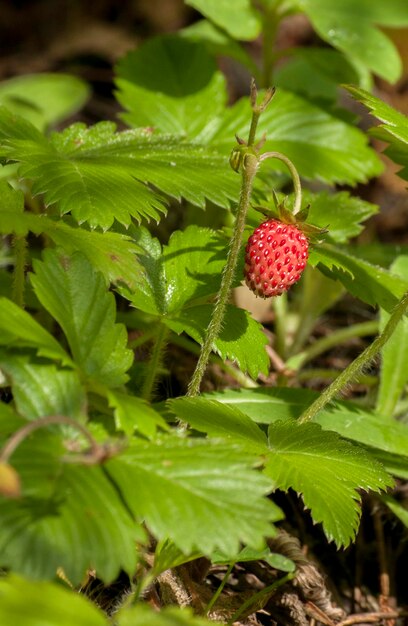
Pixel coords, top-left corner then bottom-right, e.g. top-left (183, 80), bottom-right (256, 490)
top-left (0, 575), bottom-right (107, 626)
top-left (377, 256), bottom-right (408, 415)
top-left (265, 420), bottom-right (392, 546)
top-left (296, 0), bottom-right (408, 82)
top-left (0, 73), bottom-right (90, 131)
top-left (166, 304), bottom-right (269, 379)
top-left (0, 435), bottom-right (142, 583)
top-left (0, 111), bottom-right (238, 230)
top-left (108, 390), bottom-right (168, 438)
top-left (0, 354), bottom-right (86, 422)
top-left (116, 36), bottom-right (227, 139)
top-left (30, 250), bottom-right (133, 386)
top-left (310, 243), bottom-right (408, 311)
top-left (209, 89), bottom-right (382, 185)
top-left (184, 0), bottom-right (262, 40)
top-left (0, 297), bottom-right (71, 365)
top-left (346, 85), bottom-right (408, 181)
top-left (107, 437), bottom-right (280, 555)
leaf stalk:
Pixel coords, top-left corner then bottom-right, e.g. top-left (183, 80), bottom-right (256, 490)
top-left (298, 291), bottom-right (408, 423)
top-left (11, 235), bottom-right (27, 309)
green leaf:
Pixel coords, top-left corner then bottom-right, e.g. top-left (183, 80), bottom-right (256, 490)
top-left (170, 393), bottom-right (393, 547)
top-left (309, 243), bottom-right (408, 311)
top-left (0, 297), bottom-right (71, 364)
top-left (382, 494), bottom-right (408, 528)
top-left (180, 20), bottom-right (258, 75)
top-left (203, 386), bottom-right (318, 422)
top-left (116, 36), bottom-right (227, 139)
top-left (315, 408), bottom-right (408, 459)
top-left (184, 0), bottom-right (262, 40)
top-left (205, 387), bottom-right (408, 458)
top-left (120, 226), bottom-right (228, 316)
top-left (0, 105), bottom-right (49, 143)
top-left (346, 85), bottom-right (408, 181)
top-left (0, 354), bottom-right (86, 421)
top-left (305, 190), bottom-right (378, 243)
top-left (0, 179), bottom-right (24, 213)
top-left (0, 210), bottom-right (142, 289)
top-left (166, 304), bottom-right (269, 379)
top-left (210, 89), bottom-right (382, 186)
top-left (107, 437), bottom-right (281, 555)
top-left (169, 397), bottom-right (268, 450)
top-left (0, 113), bottom-right (238, 230)
top-left (212, 545), bottom-right (295, 572)
top-left (108, 390), bottom-right (168, 438)
top-left (0, 73), bottom-right (90, 131)
top-left (30, 250), bottom-right (133, 386)
top-left (265, 420), bottom-right (392, 546)
top-left (296, 0), bottom-right (408, 82)
top-left (275, 47), bottom-right (363, 102)
top-left (0, 575), bottom-right (107, 626)
top-left (377, 256), bottom-right (408, 415)
top-left (0, 435), bottom-right (142, 583)
top-left (117, 605), bottom-right (215, 626)
top-left (152, 539), bottom-right (203, 577)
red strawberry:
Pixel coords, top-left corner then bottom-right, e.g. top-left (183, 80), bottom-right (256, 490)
top-left (244, 219), bottom-right (308, 298)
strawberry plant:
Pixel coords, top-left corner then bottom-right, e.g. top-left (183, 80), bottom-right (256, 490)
top-left (1, 1), bottom-right (408, 624)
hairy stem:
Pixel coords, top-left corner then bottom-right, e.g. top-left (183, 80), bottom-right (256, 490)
top-left (141, 322), bottom-right (169, 402)
top-left (187, 154), bottom-right (259, 397)
top-left (11, 235), bottom-right (27, 309)
top-left (186, 84), bottom-right (274, 397)
top-left (298, 291), bottom-right (408, 423)
top-left (260, 151), bottom-right (302, 214)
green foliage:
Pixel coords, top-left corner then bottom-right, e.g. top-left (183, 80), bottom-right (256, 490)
top-left (108, 390), bottom-right (168, 437)
top-left (116, 605), bottom-right (216, 626)
top-left (170, 397), bottom-right (392, 546)
top-left (212, 545), bottom-right (295, 572)
top-left (203, 388), bottom-right (408, 477)
top-left (0, 111), bottom-right (238, 229)
top-left (0, 297), bottom-right (71, 364)
top-left (0, 355), bottom-right (85, 421)
top-left (305, 191), bottom-right (378, 243)
top-left (31, 250), bottom-right (133, 386)
top-left (107, 437), bottom-right (281, 555)
top-left (346, 85), bottom-right (408, 181)
top-left (310, 244), bottom-right (408, 311)
top-left (0, 73), bottom-right (90, 131)
top-left (116, 36), bottom-right (227, 138)
top-left (0, 433), bottom-right (142, 584)
top-left (0, 576), bottom-right (107, 626)
top-left (184, 0), bottom-right (262, 40)
top-left (295, 0), bottom-right (408, 82)
top-left (166, 304), bottom-right (269, 379)
top-left (275, 48), bottom-right (363, 102)
top-left (265, 420), bottom-right (392, 546)
top-left (210, 88), bottom-right (382, 185)
top-left (1, 6), bottom-right (408, 622)
top-left (377, 257), bottom-right (408, 416)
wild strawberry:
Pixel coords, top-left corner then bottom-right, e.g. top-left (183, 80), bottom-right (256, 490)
top-left (244, 219), bottom-right (309, 298)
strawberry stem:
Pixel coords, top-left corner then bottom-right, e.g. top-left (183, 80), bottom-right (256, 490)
top-left (259, 151), bottom-right (302, 215)
top-left (298, 290), bottom-right (408, 423)
top-left (187, 152), bottom-right (259, 397)
top-left (186, 83), bottom-right (274, 397)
